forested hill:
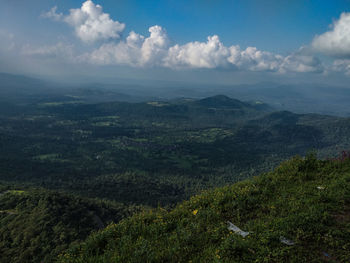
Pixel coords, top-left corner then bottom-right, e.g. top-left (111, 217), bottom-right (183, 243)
top-left (0, 187), bottom-right (140, 263)
top-left (59, 154), bottom-right (350, 262)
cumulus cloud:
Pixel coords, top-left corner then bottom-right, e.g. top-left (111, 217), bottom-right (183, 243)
top-left (164, 37), bottom-right (288, 71)
top-left (85, 32), bottom-right (283, 71)
top-left (281, 54), bottom-right (323, 73)
top-left (86, 25), bottom-right (169, 66)
top-left (83, 30), bottom-right (325, 74)
top-left (279, 47), bottom-right (324, 73)
top-left (44, 0), bottom-right (125, 43)
top-left (141, 26), bottom-right (170, 65)
top-left (165, 35), bottom-right (230, 68)
top-left (230, 46), bottom-right (284, 72)
top-left (312, 12), bottom-right (350, 57)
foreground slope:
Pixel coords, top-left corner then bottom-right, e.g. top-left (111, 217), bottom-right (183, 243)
top-left (0, 188), bottom-right (139, 263)
top-left (60, 154), bottom-right (350, 262)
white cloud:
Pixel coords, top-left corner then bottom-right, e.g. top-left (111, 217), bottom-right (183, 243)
top-left (41, 1), bottom-right (329, 75)
top-left (164, 37), bottom-right (286, 71)
top-left (44, 0), bottom-right (125, 43)
top-left (86, 32), bottom-right (286, 71)
top-left (141, 25), bottom-right (170, 65)
top-left (164, 35), bottom-right (230, 68)
top-left (333, 59), bottom-right (350, 75)
top-left (280, 48), bottom-right (324, 73)
top-left (86, 25), bottom-right (169, 66)
top-left (84, 30), bottom-right (324, 74)
top-left (232, 46), bottom-right (284, 72)
top-left (312, 12), bottom-right (350, 57)
top-left (281, 54), bottom-right (323, 73)
top-left (41, 6), bottom-right (62, 21)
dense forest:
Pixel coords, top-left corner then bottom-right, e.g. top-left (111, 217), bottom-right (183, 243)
top-left (0, 186), bottom-right (140, 263)
top-left (1, 95), bottom-right (350, 206)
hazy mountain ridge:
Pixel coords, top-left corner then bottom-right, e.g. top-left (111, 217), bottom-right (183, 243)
top-left (1, 72), bottom-right (350, 116)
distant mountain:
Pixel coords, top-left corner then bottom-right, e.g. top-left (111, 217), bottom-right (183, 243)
top-left (193, 95), bottom-right (273, 112)
top-left (2, 72), bottom-right (350, 116)
top-left (195, 95), bottom-right (250, 109)
top-left (195, 83), bottom-right (350, 117)
top-left (0, 73), bottom-right (69, 105)
top-left (152, 82), bottom-right (350, 117)
top-left (232, 83), bottom-right (350, 116)
top-left (0, 72), bottom-right (46, 89)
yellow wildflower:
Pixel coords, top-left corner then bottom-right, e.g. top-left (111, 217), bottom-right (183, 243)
top-left (192, 209), bottom-right (198, 215)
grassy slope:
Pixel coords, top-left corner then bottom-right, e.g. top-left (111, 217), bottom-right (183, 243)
top-left (59, 154), bottom-right (350, 262)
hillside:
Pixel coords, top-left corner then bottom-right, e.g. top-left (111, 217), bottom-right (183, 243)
top-left (0, 188), bottom-right (140, 263)
top-left (59, 154), bottom-right (350, 262)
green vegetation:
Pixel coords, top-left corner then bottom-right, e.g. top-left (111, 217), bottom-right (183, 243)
top-left (1, 95), bottom-right (349, 207)
top-left (0, 188), bottom-right (140, 263)
top-left (58, 155), bottom-right (350, 262)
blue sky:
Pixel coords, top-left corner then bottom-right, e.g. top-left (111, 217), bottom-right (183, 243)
top-left (1, 0), bottom-right (350, 85)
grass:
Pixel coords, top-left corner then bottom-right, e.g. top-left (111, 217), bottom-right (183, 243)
top-left (58, 154), bottom-right (350, 262)
top-left (5, 190), bottom-right (25, 195)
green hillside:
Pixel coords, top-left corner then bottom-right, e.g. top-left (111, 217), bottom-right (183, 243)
top-left (0, 188), bottom-right (140, 263)
top-left (59, 154), bottom-right (350, 263)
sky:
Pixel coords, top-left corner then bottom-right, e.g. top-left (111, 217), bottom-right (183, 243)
top-left (1, 0), bottom-right (350, 85)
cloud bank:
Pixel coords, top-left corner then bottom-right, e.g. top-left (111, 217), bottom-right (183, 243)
top-left (78, 24), bottom-right (320, 74)
top-left (84, 29), bottom-right (323, 73)
top-left (39, 1), bottom-right (350, 76)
